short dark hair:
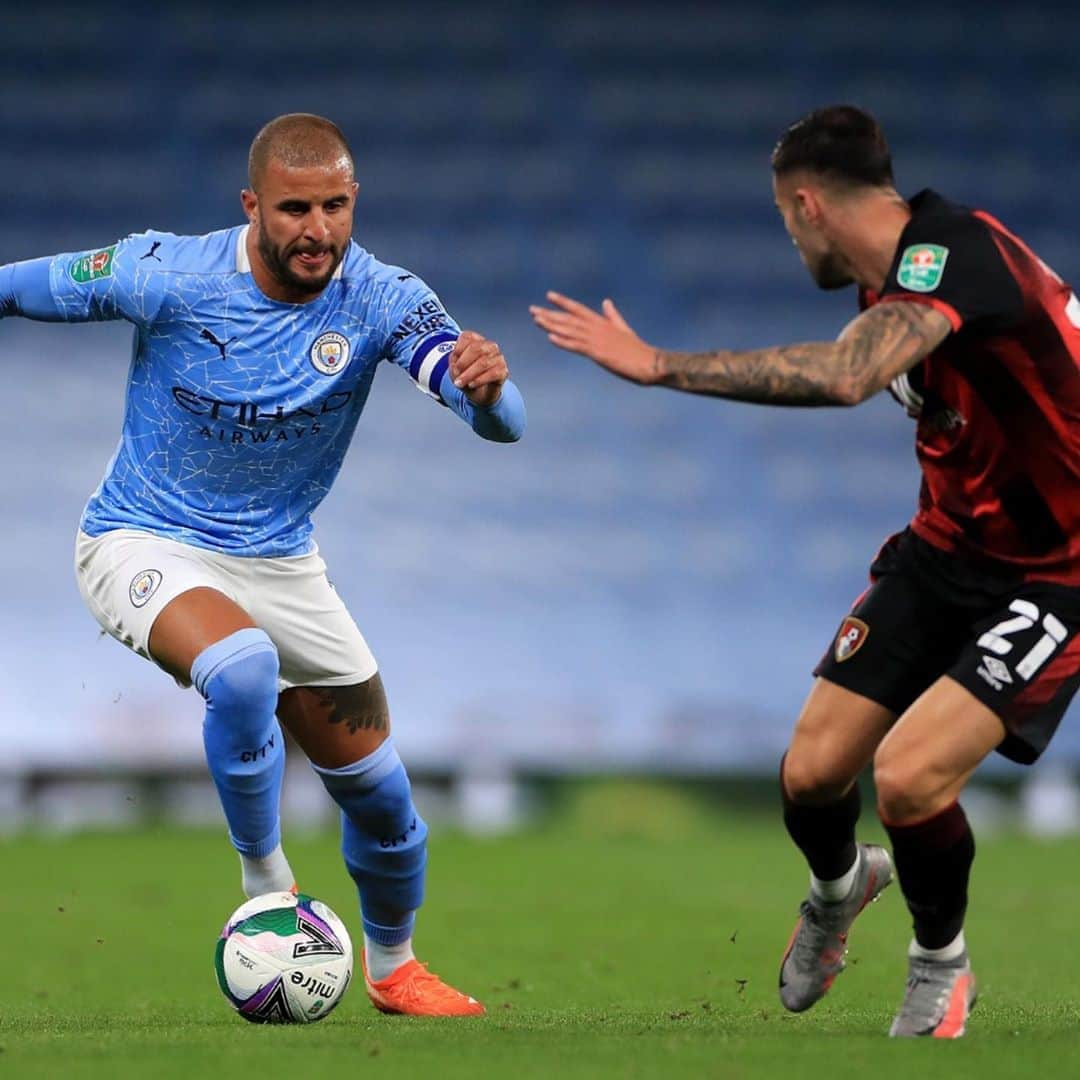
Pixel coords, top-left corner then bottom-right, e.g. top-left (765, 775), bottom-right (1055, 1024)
top-left (771, 105), bottom-right (894, 188)
top-left (248, 113), bottom-right (355, 190)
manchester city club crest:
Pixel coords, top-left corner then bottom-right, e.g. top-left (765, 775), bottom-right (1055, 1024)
top-left (310, 331), bottom-right (351, 376)
top-left (129, 569), bottom-right (163, 608)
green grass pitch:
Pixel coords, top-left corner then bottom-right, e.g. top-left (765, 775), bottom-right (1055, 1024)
top-left (4, 779), bottom-right (1079, 1079)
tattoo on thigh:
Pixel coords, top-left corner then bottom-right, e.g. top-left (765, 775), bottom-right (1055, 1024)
top-left (311, 686), bottom-right (388, 735)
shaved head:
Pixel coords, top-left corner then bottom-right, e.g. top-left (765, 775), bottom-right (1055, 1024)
top-left (248, 113), bottom-right (354, 191)
top-left (241, 114), bottom-right (358, 302)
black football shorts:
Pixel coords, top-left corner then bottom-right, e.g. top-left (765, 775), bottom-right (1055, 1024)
top-left (814, 529), bottom-right (1080, 763)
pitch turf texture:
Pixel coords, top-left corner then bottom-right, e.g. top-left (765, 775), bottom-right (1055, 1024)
top-left (5, 780), bottom-right (1079, 1079)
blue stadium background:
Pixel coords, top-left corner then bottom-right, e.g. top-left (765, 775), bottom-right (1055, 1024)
top-left (1, 1), bottom-right (1077, 799)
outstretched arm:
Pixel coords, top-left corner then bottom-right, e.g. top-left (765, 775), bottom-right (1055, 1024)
top-left (2, 236), bottom-right (167, 327)
top-left (530, 292), bottom-right (952, 407)
top-left (0, 257), bottom-right (68, 321)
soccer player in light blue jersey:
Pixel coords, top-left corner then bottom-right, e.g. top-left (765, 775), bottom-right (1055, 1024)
top-left (0, 113), bottom-right (525, 1017)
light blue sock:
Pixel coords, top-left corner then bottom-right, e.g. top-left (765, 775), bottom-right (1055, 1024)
top-left (193, 629), bottom-right (284, 859)
top-left (312, 738), bottom-right (427, 946)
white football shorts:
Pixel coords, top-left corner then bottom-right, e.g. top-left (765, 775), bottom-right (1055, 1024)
top-left (75, 528), bottom-right (378, 689)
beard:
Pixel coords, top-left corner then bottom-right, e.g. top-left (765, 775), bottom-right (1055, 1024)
top-left (809, 251), bottom-right (854, 291)
top-left (256, 223), bottom-right (345, 297)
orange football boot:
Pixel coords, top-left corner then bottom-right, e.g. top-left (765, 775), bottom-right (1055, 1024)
top-left (362, 952), bottom-right (485, 1017)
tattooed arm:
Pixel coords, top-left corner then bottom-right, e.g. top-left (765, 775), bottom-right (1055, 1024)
top-left (657, 303), bottom-right (952, 405)
top-left (529, 292), bottom-right (953, 407)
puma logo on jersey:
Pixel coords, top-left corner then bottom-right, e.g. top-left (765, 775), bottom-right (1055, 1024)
top-left (140, 241), bottom-right (163, 261)
top-left (200, 328), bottom-right (237, 361)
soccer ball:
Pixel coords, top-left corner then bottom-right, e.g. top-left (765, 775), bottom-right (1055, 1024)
top-left (215, 891), bottom-right (354, 1023)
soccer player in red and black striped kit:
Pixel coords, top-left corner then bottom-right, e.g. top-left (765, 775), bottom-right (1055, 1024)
top-left (531, 104), bottom-right (1080, 1038)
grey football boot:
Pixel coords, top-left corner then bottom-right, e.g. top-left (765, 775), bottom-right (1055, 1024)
top-left (779, 843), bottom-right (894, 1012)
top-left (889, 951), bottom-right (977, 1038)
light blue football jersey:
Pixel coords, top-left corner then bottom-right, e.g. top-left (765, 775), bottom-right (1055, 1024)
top-left (30, 227), bottom-right (521, 556)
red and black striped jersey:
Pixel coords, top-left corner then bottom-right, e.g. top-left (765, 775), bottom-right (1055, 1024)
top-left (859, 189), bottom-right (1080, 585)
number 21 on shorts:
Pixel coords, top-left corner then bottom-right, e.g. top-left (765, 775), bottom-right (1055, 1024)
top-left (977, 599), bottom-right (1068, 681)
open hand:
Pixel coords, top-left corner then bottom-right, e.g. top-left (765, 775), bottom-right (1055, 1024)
top-left (530, 292), bottom-right (658, 384)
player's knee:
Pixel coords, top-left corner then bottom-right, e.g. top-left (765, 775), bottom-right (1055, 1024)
top-left (873, 750), bottom-right (933, 823)
top-left (193, 628), bottom-right (280, 733)
top-left (782, 748), bottom-right (855, 805)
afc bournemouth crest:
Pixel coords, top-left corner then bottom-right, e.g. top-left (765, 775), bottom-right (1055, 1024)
top-left (310, 331), bottom-right (351, 376)
top-left (834, 616), bottom-right (869, 663)
top-left (129, 569), bottom-right (162, 609)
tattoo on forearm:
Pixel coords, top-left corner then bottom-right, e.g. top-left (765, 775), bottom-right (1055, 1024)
top-left (655, 303), bottom-right (950, 406)
top-left (656, 342), bottom-right (839, 405)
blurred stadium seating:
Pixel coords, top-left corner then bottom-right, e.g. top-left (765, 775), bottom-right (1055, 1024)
top-left (0, 1), bottom-right (1077, 808)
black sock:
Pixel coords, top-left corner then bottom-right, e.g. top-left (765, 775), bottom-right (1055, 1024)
top-left (883, 801), bottom-right (974, 950)
top-left (781, 760), bottom-right (861, 882)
